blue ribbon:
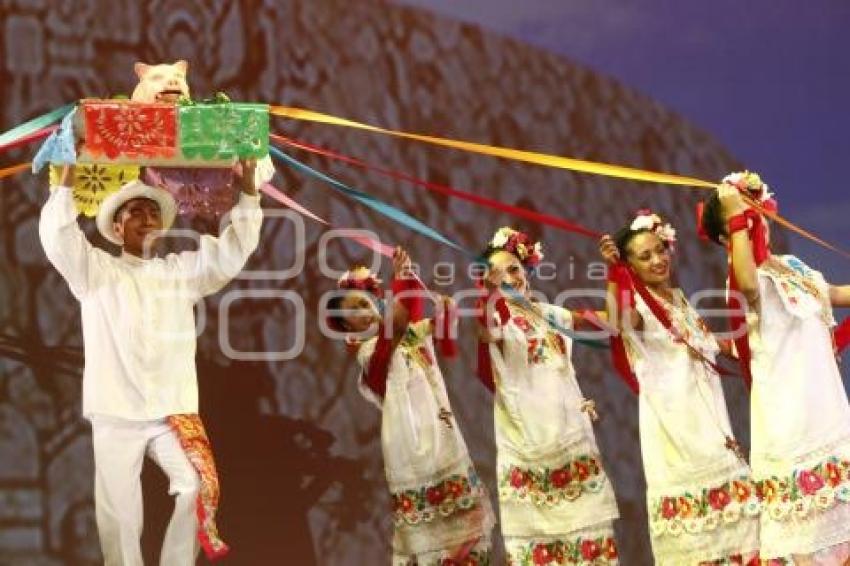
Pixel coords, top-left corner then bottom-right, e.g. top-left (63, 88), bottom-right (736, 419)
top-left (270, 146), bottom-right (471, 256)
top-left (270, 145), bottom-right (607, 350)
top-left (498, 283), bottom-right (608, 350)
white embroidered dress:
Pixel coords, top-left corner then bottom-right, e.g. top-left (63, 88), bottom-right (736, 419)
top-left (357, 319), bottom-right (494, 564)
top-left (747, 255), bottom-right (850, 559)
top-left (488, 301), bottom-right (619, 565)
top-left (626, 290), bottom-right (759, 564)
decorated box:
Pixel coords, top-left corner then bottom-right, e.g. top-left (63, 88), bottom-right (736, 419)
top-left (76, 99), bottom-right (269, 166)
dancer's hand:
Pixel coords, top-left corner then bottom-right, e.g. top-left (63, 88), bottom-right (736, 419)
top-left (235, 158), bottom-right (258, 195)
top-left (719, 182), bottom-right (750, 221)
top-left (392, 247), bottom-right (412, 279)
top-left (598, 234), bottom-right (620, 265)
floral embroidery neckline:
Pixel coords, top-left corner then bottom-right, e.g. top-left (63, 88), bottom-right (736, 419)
top-left (507, 302), bottom-right (569, 366)
top-left (644, 288), bottom-right (716, 357)
top-left (761, 256), bottom-right (832, 326)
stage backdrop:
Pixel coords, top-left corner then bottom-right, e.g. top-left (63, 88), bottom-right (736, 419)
top-left (0, 1), bottom-right (770, 564)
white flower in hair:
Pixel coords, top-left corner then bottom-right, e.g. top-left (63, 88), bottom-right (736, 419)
top-left (630, 210), bottom-right (676, 247)
top-left (722, 172), bottom-right (745, 186)
top-left (533, 241), bottom-right (544, 260)
top-left (723, 170), bottom-right (773, 202)
top-left (490, 227), bottom-right (511, 248)
top-left (338, 265), bottom-right (375, 285)
top-left (657, 223), bottom-right (677, 244)
top-left (630, 213), bottom-right (661, 232)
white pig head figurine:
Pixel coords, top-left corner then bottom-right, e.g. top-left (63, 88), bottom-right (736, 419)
top-left (130, 60), bottom-right (190, 103)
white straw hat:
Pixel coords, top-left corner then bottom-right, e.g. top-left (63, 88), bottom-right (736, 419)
top-left (95, 180), bottom-right (177, 245)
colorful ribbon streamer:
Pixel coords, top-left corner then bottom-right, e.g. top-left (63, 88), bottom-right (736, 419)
top-left (270, 106), bottom-right (716, 188)
top-left (271, 134), bottom-right (602, 239)
top-left (0, 104), bottom-right (75, 147)
top-left (269, 106), bottom-right (849, 261)
top-left (0, 162), bottom-right (32, 179)
top-left (3, 103), bottom-right (845, 259)
top-left (268, 145), bottom-right (471, 256)
top-left (744, 196), bottom-right (850, 260)
top-left (259, 182), bottom-right (394, 257)
top-left (269, 148), bottom-right (608, 349)
top-left (0, 126), bottom-right (56, 155)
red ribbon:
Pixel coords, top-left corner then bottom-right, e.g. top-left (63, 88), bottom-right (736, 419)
top-left (607, 263), bottom-right (736, 395)
top-left (726, 199), bottom-right (777, 390)
top-left (363, 328), bottom-right (392, 399)
top-left (475, 282), bottom-right (510, 393)
top-left (607, 264), bottom-right (641, 394)
top-left (271, 134), bottom-right (601, 239)
top-left (0, 125), bottom-right (56, 154)
top-left (435, 299), bottom-right (459, 359)
top-left (391, 277), bottom-right (425, 322)
top-left (695, 201), bottom-right (709, 241)
top-left (835, 318), bottom-right (850, 354)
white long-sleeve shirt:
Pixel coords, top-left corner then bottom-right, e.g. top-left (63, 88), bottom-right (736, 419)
top-left (39, 185), bottom-right (263, 420)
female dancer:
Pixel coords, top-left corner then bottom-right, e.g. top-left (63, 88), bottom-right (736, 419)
top-left (700, 172), bottom-right (850, 564)
top-left (476, 227), bottom-right (619, 565)
top-left (600, 210), bottom-right (759, 565)
top-left (327, 247), bottom-right (494, 565)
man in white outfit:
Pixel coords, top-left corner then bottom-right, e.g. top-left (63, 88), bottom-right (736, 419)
top-left (39, 161), bottom-right (263, 565)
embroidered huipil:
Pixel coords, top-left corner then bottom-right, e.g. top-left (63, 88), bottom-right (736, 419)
top-left (39, 185), bottom-right (263, 420)
top-left (747, 255), bottom-right (850, 558)
top-left (356, 311), bottom-right (494, 559)
top-left (487, 301), bottom-right (619, 563)
top-left (626, 291), bottom-right (759, 564)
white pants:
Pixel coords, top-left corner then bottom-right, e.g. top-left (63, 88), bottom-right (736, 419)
top-left (91, 416), bottom-right (201, 566)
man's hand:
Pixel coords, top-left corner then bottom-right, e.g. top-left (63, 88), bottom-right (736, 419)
top-left (59, 164), bottom-right (75, 188)
top-left (235, 158), bottom-right (258, 196)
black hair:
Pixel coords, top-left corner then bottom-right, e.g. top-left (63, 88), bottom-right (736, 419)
top-left (699, 190), bottom-right (725, 245)
top-left (480, 244), bottom-right (541, 278)
top-left (480, 246), bottom-right (502, 262)
top-left (612, 222), bottom-right (674, 259)
top-left (613, 226), bottom-right (670, 259)
top-left (112, 197), bottom-right (160, 223)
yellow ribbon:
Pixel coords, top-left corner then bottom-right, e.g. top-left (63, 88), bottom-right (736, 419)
top-left (2, 104), bottom-right (847, 259)
top-left (270, 106), bottom-right (716, 189)
top-left (271, 105), bottom-right (850, 260)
